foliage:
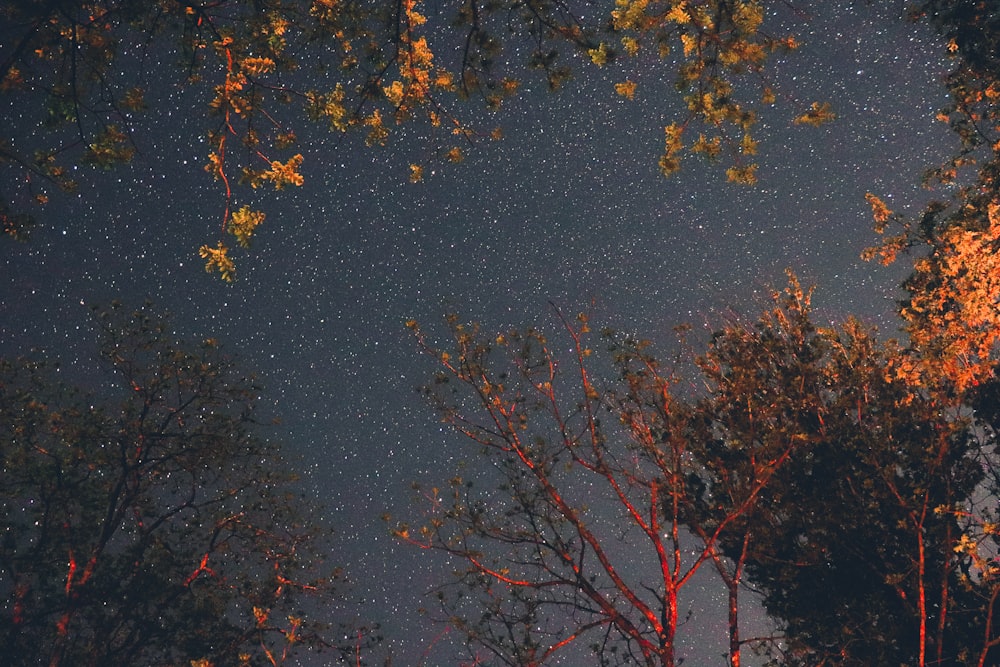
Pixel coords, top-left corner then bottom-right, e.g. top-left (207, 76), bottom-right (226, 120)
top-left (610, 0), bottom-right (805, 185)
top-left (866, 2), bottom-right (1000, 391)
top-left (228, 205), bottom-right (267, 249)
top-left (393, 4), bottom-right (1000, 661)
top-left (199, 241), bottom-right (238, 282)
top-left (404, 276), bottom-right (1000, 666)
top-left (715, 314), bottom-right (983, 667)
top-left (895, 200), bottom-right (1000, 394)
top-left (0, 0), bottom-right (845, 277)
top-left (0, 302), bottom-right (370, 667)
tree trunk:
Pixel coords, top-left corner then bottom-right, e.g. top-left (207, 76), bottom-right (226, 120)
top-left (729, 579), bottom-right (741, 667)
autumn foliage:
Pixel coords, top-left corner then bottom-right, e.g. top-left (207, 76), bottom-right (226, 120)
top-left (1, 0), bottom-right (839, 277)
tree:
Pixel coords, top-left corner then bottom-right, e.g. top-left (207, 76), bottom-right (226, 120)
top-left (865, 0), bottom-right (1000, 394)
top-left (402, 277), bottom-right (1000, 666)
top-left (853, 7), bottom-right (1000, 660)
top-left (679, 278), bottom-right (841, 667)
top-left (0, 302), bottom-right (370, 667)
top-left (716, 316), bottom-right (985, 667)
top-left (1, 0), bottom-right (829, 276)
top-left (397, 285), bottom-right (849, 667)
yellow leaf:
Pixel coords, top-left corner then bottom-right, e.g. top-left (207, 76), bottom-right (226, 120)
top-left (588, 42), bottom-right (610, 67)
top-left (691, 133), bottom-right (721, 158)
top-left (241, 56), bottom-right (276, 76)
top-left (726, 163), bottom-right (757, 185)
top-left (680, 33), bottom-right (698, 58)
top-left (732, 0), bottom-right (764, 34)
top-left (364, 109), bottom-right (388, 145)
top-left (615, 80), bottom-right (637, 100)
top-left (659, 123), bottom-right (684, 177)
top-left (666, 2), bottom-right (690, 24)
top-left (383, 80), bottom-right (405, 106)
top-left (794, 101), bottom-right (836, 127)
top-left (263, 154), bottom-right (304, 189)
top-left (228, 206), bottom-right (266, 248)
top-left (433, 70), bottom-right (454, 89)
top-left (199, 242), bottom-right (236, 282)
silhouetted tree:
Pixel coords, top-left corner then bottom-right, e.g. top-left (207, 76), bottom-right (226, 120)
top-left (0, 302), bottom-right (371, 667)
top-left (399, 283), bottom-right (841, 666)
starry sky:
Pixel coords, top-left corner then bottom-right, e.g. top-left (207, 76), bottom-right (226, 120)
top-left (0, 1), bottom-right (963, 664)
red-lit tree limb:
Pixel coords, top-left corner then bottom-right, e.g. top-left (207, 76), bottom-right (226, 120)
top-left (405, 304), bottom-right (824, 667)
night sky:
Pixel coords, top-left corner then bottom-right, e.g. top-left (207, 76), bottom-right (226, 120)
top-left (0, 2), bottom-right (962, 664)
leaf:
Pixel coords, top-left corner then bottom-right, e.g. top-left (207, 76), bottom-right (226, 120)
top-left (198, 242), bottom-right (236, 282)
top-left (865, 193), bottom-right (893, 231)
top-left (263, 154), bottom-right (305, 189)
top-left (691, 134), bottom-right (721, 159)
top-left (732, 0), bottom-right (764, 34)
top-left (241, 57), bottom-right (276, 76)
top-left (588, 42), bottom-right (610, 67)
top-left (364, 110), bottom-right (388, 146)
top-left (275, 131), bottom-right (297, 150)
top-left (680, 33), bottom-right (698, 58)
top-left (615, 81), bottom-right (637, 100)
top-left (228, 206), bottom-right (266, 248)
top-left (383, 80), bottom-right (405, 106)
top-left (659, 123), bottom-right (684, 177)
top-left (794, 101), bottom-right (836, 127)
top-left (121, 87), bottom-right (146, 111)
top-left (83, 125), bottom-right (134, 168)
top-left (726, 163), bottom-right (757, 185)
top-left (666, 3), bottom-right (691, 25)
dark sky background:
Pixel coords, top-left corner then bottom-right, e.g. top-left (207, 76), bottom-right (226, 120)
top-left (0, 2), bottom-right (962, 664)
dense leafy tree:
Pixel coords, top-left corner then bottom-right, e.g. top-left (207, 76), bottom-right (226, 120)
top-left (706, 309), bottom-right (984, 667)
top-left (0, 302), bottom-right (369, 666)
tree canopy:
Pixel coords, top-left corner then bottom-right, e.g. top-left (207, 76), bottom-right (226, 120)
top-left (6, 1), bottom-right (996, 279)
top-left (0, 302), bottom-right (370, 667)
top-left (401, 275), bottom-right (1000, 666)
top-left (0, 0), bottom-right (863, 277)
